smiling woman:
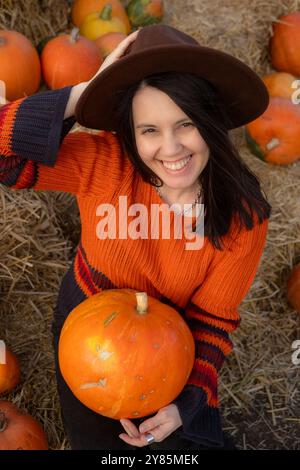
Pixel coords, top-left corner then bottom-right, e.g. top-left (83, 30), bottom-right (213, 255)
top-left (131, 85), bottom-right (210, 209)
top-left (113, 71), bottom-right (271, 249)
top-left (0, 23), bottom-right (271, 451)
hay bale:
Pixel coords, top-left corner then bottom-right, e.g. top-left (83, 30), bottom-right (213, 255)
top-left (0, 0), bottom-right (71, 44)
top-left (0, 0), bottom-right (299, 450)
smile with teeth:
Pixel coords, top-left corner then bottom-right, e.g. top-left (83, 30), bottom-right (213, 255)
top-left (160, 154), bottom-right (192, 171)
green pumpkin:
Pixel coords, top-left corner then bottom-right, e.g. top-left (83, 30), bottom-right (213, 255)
top-left (126, 0), bottom-right (164, 28)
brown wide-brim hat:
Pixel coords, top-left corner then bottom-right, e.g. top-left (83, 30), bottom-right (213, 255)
top-left (75, 24), bottom-right (269, 131)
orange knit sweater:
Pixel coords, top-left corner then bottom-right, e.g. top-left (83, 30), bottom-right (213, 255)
top-left (0, 86), bottom-right (269, 446)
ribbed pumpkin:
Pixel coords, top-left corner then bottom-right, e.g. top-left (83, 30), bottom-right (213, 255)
top-left (262, 72), bottom-right (298, 100)
top-left (71, 0), bottom-right (131, 33)
top-left (94, 32), bottom-right (127, 58)
top-left (41, 28), bottom-right (103, 89)
top-left (79, 5), bottom-right (128, 40)
top-left (0, 30), bottom-right (41, 101)
top-left (58, 289), bottom-right (195, 420)
top-left (126, 0), bottom-right (164, 28)
top-left (0, 345), bottom-right (20, 394)
top-left (245, 97), bottom-right (300, 165)
top-left (287, 263), bottom-right (300, 313)
top-left (270, 12), bottom-right (300, 75)
top-left (0, 401), bottom-right (48, 450)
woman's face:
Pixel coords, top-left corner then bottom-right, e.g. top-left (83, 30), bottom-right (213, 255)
top-left (132, 85), bottom-right (210, 191)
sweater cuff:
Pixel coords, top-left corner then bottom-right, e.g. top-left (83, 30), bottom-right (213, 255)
top-left (11, 86), bottom-right (74, 167)
top-left (172, 384), bottom-right (224, 447)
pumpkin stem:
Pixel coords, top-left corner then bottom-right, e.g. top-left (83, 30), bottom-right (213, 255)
top-left (266, 137), bottom-right (280, 151)
top-left (135, 292), bottom-right (148, 314)
top-left (100, 4), bottom-right (112, 21)
top-left (70, 27), bottom-right (80, 44)
top-left (0, 410), bottom-right (8, 433)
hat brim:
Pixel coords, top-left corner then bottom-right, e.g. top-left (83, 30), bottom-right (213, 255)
top-left (75, 44), bottom-right (269, 131)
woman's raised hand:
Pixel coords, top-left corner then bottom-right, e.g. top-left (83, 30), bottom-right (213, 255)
top-left (65, 29), bottom-right (141, 119)
top-left (87, 28), bottom-right (141, 83)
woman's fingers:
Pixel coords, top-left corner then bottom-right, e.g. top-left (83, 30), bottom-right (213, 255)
top-left (96, 29), bottom-right (141, 77)
top-left (120, 418), bottom-right (140, 438)
top-left (113, 29), bottom-right (140, 58)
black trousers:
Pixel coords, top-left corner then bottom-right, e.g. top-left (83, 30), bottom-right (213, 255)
top-left (51, 288), bottom-right (237, 450)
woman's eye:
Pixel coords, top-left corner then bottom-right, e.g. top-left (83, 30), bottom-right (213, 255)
top-left (142, 128), bottom-right (155, 134)
top-left (142, 123), bottom-right (193, 134)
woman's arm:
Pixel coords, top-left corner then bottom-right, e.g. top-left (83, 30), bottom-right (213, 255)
top-left (0, 30), bottom-right (141, 195)
top-left (64, 81), bottom-right (89, 119)
top-left (0, 87), bottom-right (132, 196)
top-left (172, 217), bottom-right (269, 447)
top-left (0, 79), bottom-right (88, 121)
top-left (171, 306), bottom-right (238, 447)
top-left (0, 86), bottom-right (82, 194)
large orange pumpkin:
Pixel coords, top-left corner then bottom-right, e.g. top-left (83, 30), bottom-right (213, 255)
top-left (41, 28), bottom-right (103, 89)
top-left (0, 30), bottom-right (41, 101)
top-left (262, 72), bottom-right (298, 101)
top-left (58, 289), bottom-right (195, 420)
top-left (0, 345), bottom-right (20, 394)
top-left (270, 12), bottom-right (300, 75)
top-left (71, 0), bottom-right (131, 33)
top-left (0, 401), bottom-right (48, 450)
top-left (287, 263), bottom-right (300, 313)
top-left (245, 97), bottom-right (300, 165)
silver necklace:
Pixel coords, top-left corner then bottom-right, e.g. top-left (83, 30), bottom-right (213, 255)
top-left (155, 184), bottom-right (202, 216)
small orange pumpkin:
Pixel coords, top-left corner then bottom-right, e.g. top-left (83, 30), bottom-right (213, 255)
top-left (287, 263), bottom-right (300, 313)
top-left (41, 28), bottom-right (103, 89)
top-left (0, 344), bottom-right (20, 394)
top-left (0, 30), bottom-right (41, 101)
top-left (94, 32), bottom-right (127, 58)
top-left (270, 12), bottom-right (300, 75)
top-left (262, 72), bottom-right (298, 100)
top-left (0, 401), bottom-right (48, 450)
top-left (245, 97), bottom-right (300, 165)
top-left (58, 289), bottom-right (195, 420)
top-left (71, 0), bottom-right (131, 33)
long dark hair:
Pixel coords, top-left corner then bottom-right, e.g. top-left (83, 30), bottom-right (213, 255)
top-left (113, 72), bottom-right (271, 250)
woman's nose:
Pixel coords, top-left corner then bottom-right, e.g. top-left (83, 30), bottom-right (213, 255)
top-left (160, 134), bottom-right (183, 157)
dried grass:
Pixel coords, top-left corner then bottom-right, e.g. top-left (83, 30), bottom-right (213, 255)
top-left (0, 0), bottom-right (299, 450)
top-left (0, 0), bottom-right (71, 44)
